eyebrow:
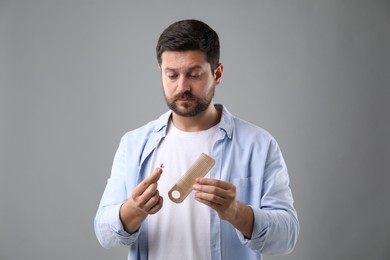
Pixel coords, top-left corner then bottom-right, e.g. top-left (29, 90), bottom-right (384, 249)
top-left (163, 65), bottom-right (204, 73)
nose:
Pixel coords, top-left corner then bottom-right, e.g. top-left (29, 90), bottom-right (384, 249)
top-left (177, 75), bottom-right (190, 93)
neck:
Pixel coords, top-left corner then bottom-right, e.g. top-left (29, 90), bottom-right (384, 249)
top-left (171, 103), bottom-right (221, 132)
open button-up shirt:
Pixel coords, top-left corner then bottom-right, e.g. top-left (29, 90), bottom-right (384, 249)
top-left (94, 104), bottom-right (299, 260)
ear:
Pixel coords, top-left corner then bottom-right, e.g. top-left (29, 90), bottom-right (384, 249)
top-left (214, 63), bottom-right (224, 85)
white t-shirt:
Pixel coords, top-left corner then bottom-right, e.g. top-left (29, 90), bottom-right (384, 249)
top-left (148, 120), bottom-right (219, 260)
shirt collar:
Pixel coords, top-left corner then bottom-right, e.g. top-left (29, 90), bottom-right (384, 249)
top-left (152, 104), bottom-right (234, 139)
top-left (217, 104), bottom-right (234, 139)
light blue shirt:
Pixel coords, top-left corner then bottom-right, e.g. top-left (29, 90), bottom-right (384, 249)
top-left (94, 105), bottom-right (299, 260)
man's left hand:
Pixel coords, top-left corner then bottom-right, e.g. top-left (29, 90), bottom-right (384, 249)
top-left (193, 177), bottom-right (238, 221)
top-left (193, 177), bottom-right (254, 238)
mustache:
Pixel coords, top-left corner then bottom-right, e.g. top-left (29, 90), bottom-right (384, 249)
top-left (174, 91), bottom-right (195, 100)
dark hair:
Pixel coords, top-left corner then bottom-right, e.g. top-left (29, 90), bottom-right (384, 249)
top-left (156, 19), bottom-right (220, 71)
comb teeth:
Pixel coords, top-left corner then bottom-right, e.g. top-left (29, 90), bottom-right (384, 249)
top-left (168, 153), bottom-right (215, 203)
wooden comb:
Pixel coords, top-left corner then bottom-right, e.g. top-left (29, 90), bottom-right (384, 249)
top-left (168, 153), bottom-right (215, 204)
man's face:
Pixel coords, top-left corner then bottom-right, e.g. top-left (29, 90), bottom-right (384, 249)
top-left (160, 50), bottom-right (222, 117)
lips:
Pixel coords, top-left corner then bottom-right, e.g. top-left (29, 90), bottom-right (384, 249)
top-left (177, 98), bottom-right (194, 101)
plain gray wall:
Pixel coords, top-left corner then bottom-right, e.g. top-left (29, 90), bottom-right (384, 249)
top-left (1, 0), bottom-right (389, 260)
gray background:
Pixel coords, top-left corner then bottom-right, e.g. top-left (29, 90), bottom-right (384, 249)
top-left (1, 0), bottom-right (389, 260)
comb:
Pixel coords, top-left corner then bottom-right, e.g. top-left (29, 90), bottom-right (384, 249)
top-left (168, 153), bottom-right (215, 204)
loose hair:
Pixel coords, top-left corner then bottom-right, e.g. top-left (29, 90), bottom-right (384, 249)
top-left (156, 19), bottom-right (220, 71)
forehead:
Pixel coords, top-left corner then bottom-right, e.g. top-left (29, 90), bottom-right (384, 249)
top-left (160, 50), bottom-right (210, 71)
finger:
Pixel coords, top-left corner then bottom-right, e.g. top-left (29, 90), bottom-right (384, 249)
top-left (194, 195), bottom-right (225, 211)
top-left (146, 167), bottom-right (163, 183)
top-left (193, 183), bottom-right (222, 196)
top-left (133, 168), bottom-right (163, 196)
top-left (195, 177), bottom-right (233, 190)
top-left (143, 188), bottom-right (161, 210)
top-left (193, 183), bottom-right (235, 201)
top-left (148, 196), bottom-right (163, 215)
top-left (138, 183), bottom-right (159, 204)
top-left (194, 191), bottom-right (227, 206)
top-left (131, 183), bottom-right (158, 210)
top-left (194, 196), bottom-right (213, 207)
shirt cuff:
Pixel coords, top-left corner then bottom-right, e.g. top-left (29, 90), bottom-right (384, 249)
top-left (236, 206), bottom-right (268, 251)
top-left (110, 203), bottom-right (140, 243)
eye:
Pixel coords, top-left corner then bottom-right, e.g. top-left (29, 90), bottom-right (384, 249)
top-left (188, 72), bottom-right (202, 79)
top-left (167, 74), bottom-right (178, 80)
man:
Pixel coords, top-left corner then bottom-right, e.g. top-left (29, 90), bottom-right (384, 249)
top-left (94, 19), bottom-right (299, 260)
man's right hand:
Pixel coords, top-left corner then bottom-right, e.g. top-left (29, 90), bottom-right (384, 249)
top-left (119, 167), bottom-right (163, 234)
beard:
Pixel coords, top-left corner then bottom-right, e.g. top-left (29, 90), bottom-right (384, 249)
top-left (164, 89), bottom-right (215, 117)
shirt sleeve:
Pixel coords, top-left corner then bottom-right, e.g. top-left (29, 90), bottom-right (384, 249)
top-left (237, 138), bottom-right (299, 255)
top-left (94, 135), bottom-right (140, 248)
